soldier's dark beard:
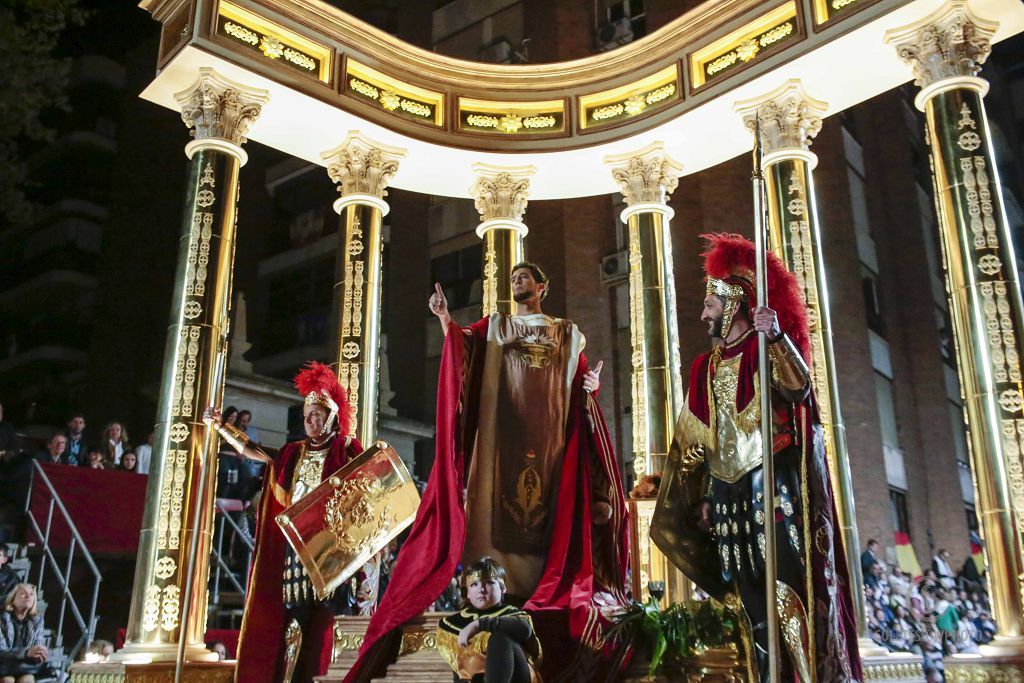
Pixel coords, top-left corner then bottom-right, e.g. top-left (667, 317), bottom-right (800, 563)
top-left (708, 314), bottom-right (723, 338)
top-left (513, 289), bottom-right (533, 303)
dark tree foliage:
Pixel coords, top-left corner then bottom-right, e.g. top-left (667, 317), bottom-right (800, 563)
top-left (0, 0), bottom-right (86, 225)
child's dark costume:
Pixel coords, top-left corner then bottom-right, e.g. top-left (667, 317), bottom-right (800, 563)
top-left (436, 604), bottom-right (542, 683)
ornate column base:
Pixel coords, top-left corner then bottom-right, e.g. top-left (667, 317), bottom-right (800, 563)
top-left (629, 499), bottom-right (689, 603)
top-left (861, 652), bottom-right (926, 681)
top-left (621, 645), bottom-right (745, 681)
top-left (321, 613), bottom-right (449, 682)
top-left (945, 651), bottom-right (1024, 682)
top-left (68, 660), bottom-right (235, 683)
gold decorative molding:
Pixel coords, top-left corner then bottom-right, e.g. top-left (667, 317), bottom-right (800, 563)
top-left (470, 164), bottom-right (535, 224)
top-left (884, 1), bottom-right (997, 92)
top-left (345, 59), bottom-right (444, 127)
top-left (579, 64), bottom-right (680, 129)
top-left (174, 68), bottom-right (269, 146)
top-left (862, 660), bottom-right (927, 681)
top-left (735, 79), bottom-right (828, 157)
top-left (459, 97), bottom-right (564, 135)
top-left (217, 1), bottom-right (330, 82)
top-left (691, 2), bottom-right (801, 89)
top-left (813, 0), bottom-right (873, 26)
top-left (945, 659), bottom-right (1024, 683)
top-left (604, 142), bottom-right (683, 206)
top-left (322, 132), bottom-right (407, 200)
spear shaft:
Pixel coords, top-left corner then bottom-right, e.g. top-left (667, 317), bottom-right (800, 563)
top-left (752, 114), bottom-right (780, 683)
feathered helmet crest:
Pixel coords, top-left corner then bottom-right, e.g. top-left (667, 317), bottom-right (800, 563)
top-left (702, 233), bottom-right (811, 362)
top-left (294, 361), bottom-right (350, 437)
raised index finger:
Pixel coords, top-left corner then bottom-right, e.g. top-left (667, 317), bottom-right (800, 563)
top-left (434, 282), bottom-right (444, 297)
top-left (594, 360), bottom-right (604, 374)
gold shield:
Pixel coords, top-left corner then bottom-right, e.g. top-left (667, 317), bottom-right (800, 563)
top-left (275, 440), bottom-right (420, 601)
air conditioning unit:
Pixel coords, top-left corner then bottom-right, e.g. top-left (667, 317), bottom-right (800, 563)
top-left (601, 250), bottom-right (630, 285)
top-left (479, 40), bottom-right (513, 64)
top-left (597, 17), bottom-right (634, 51)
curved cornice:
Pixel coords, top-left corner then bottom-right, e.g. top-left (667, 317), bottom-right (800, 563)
top-left (138, 0), bottom-right (1024, 198)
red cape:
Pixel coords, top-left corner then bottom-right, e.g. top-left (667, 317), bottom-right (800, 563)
top-left (345, 318), bottom-right (630, 681)
top-left (235, 434), bottom-right (361, 683)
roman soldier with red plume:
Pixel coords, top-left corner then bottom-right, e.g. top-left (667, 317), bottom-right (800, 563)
top-left (651, 234), bottom-right (861, 682)
top-left (204, 361), bottom-right (362, 683)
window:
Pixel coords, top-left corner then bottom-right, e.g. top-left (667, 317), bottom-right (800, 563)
top-left (965, 506), bottom-right (978, 533)
top-left (261, 258), bottom-right (334, 355)
top-left (890, 488), bottom-right (910, 535)
top-left (430, 244), bottom-right (483, 311)
top-left (597, 0), bottom-right (646, 41)
top-left (861, 267), bottom-right (885, 336)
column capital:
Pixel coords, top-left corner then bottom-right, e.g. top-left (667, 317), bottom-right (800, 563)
top-left (604, 142), bottom-right (683, 206)
top-left (884, 0), bottom-right (998, 110)
top-left (469, 163), bottom-right (536, 224)
top-left (734, 79), bottom-right (827, 166)
top-left (174, 68), bottom-right (269, 164)
top-left (322, 132), bottom-right (407, 207)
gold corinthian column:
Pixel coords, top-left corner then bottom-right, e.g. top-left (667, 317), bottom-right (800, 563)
top-left (734, 82), bottom-right (875, 647)
top-left (604, 143), bottom-right (685, 479)
top-left (470, 164), bottom-right (535, 316)
top-left (115, 68), bottom-right (268, 665)
top-left (322, 133), bottom-right (405, 447)
top-left (887, 1), bottom-right (1024, 673)
top-left (605, 143), bottom-right (688, 604)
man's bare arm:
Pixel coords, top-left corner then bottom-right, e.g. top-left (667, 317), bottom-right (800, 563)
top-left (428, 282), bottom-right (452, 336)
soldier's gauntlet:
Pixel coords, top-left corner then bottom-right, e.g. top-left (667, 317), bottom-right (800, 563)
top-left (768, 334), bottom-right (810, 391)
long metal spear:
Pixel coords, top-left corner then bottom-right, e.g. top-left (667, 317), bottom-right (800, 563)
top-left (752, 114), bottom-right (780, 683)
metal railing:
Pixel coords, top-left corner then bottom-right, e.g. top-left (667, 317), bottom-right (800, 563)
top-left (210, 500), bottom-right (254, 606)
top-left (23, 460), bottom-right (102, 671)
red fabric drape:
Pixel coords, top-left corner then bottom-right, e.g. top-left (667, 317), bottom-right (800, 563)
top-left (343, 320), bottom-right (471, 681)
top-left (28, 464), bottom-right (146, 556)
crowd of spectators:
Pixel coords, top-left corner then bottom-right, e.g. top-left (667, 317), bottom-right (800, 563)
top-left (862, 539), bottom-right (996, 681)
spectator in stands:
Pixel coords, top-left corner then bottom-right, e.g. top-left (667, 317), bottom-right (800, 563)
top-left (62, 413), bottom-right (87, 467)
top-left (135, 432), bottom-right (154, 475)
top-left (864, 562), bottom-right (884, 590)
top-left (101, 422), bottom-right (130, 467)
top-left (118, 451), bottom-right (139, 473)
top-left (862, 539), bottom-right (881, 576)
top-left (935, 588), bottom-right (960, 651)
top-left (919, 614), bottom-right (946, 682)
top-left (207, 641), bottom-right (227, 661)
top-left (933, 548), bottom-right (956, 589)
top-left (236, 410), bottom-right (264, 482)
top-left (975, 610), bottom-right (997, 644)
top-left (0, 583), bottom-right (48, 682)
top-left (85, 446), bottom-right (105, 470)
top-left (0, 550), bottom-right (17, 602)
top-left (961, 553), bottom-right (983, 591)
top-left (34, 434), bottom-right (67, 465)
top-left (238, 410), bottom-right (259, 444)
top-left (888, 566), bottom-right (912, 607)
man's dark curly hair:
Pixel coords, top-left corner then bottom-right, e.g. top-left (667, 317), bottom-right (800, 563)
top-left (511, 261), bottom-right (550, 300)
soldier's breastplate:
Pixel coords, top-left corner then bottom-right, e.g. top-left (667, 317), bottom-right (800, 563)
top-left (707, 355), bottom-right (765, 483)
top-left (290, 445), bottom-right (328, 504)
